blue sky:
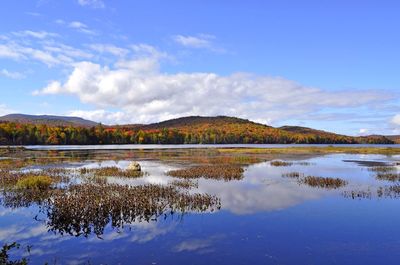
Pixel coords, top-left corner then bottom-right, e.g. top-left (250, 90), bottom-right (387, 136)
top-left (0, 0), bottom-right (399, 135)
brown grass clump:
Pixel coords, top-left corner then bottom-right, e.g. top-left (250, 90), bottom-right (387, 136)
top-left (79, 166), bottom-right (144, 178)
top-left (167, 165), bottom-right (244, 181)
top-left (0, 169), bottom-right (67, 189)
top-left (46, 183), bottom-right (221, 237)
top-left (368, 166), bottom-right (397, 173)
top-left (376, 173), bottom-right (400, 182)
top-left (170, 179), bottom-right (198, 189)
top-left (282, 172), bottom-right (304, 178)
top-left (270, 160), bottom-right (293, 167)
top-left (301, 176), bottom-right (347, 189)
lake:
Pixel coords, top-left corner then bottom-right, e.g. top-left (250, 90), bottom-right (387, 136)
top-left (0, 146), bottom-right (400, 264)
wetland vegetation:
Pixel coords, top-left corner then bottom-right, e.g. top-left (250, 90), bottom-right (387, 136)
top-left (0, 146), bottom-right (400, 264)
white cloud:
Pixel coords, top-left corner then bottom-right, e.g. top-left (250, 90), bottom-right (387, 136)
top-left (34, 47), bottom-right (393, 125)
top-left (173, 34), bottom-right (213, 48)
top-left (12, 30), bottom-right (59, 39)
top-left (0, 104), bottom-right (14, 116)
top-left (0, 44), bottom-right (23, 59)
top-left (0, 31), bottom-right (93, 67)
top-left (68, 21), bottom-right (97, 35)
top-left (173, 34), bottom-right (224, 52)
top-left (391, 114), bottom-right (400, 126)
top-left (55, 19), bottom-right (65, 25)
top-left (173, 237), bottom-right (215, 252)
top-left (358, 128), bottom-right (369, 135)
top-left (25, 12), bottom-right (41, 17)
top-left (88, 44), bottom-right (129, 57)
top-left (68, 110), bottom-right (127, 124)
top-left (0, 69), bottom-right (25, 79)
top-left (77, 0), bottom-right (105, 8)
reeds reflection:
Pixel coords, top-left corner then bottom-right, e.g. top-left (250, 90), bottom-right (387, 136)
top-left (46, 183), bottom-right (220, 237)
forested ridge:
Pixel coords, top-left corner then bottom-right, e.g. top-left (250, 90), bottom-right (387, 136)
top-left (0, 116), bottom-right (393, 145)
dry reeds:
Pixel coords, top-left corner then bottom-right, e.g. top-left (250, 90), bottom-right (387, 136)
top-left (170, 179), bottom-right (199, 189)
top-left (167, 165), bottom-right (244, 181)
top-left (282, 172), bottom-right (304, 178)
top-left (79, 166), bottom-right (145, 178)
top-left (301, 176), bottom-right (347, 189)
top-left (270, 160), bottom-right (293, 167)
top-left (46, 183), bottom-right (221, 237)
top-left (368, 166), bottom-right (397, 173)
top-left (376, 173), bottom-right (400, 182)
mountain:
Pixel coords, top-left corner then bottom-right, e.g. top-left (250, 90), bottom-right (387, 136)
top-left (117, 116), bottom-right (392, 144)
top-left (0, 114), bottom-right (99, 127)
top-left (0, 114), bottom-right (394, 145)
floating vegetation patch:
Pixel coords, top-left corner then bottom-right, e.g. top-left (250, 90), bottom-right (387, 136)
top-left (296, 162), bottom-right (313, 166)
top-left (343, 189), bottom-right (373, 199)
top-left (270, 160), bottom-right (293, 167)
top-left (0, 170), bottom-right (67, 189)
top-left (282, 172), bottom-right (304, 178)
top-left (376, 173), bottom-right (400, 182)
top-left (79, 166), bottom-right (145, 178)
top-left (46, 183), bottom-right (220, 237)
top-left (344, 185), bottom-right (400, 200)
top-left (300, 176), bottom-right (347, 189)
top-left (170, 179), bottom-right (199, 189)
top-left (167, 165), bottom-right (244, 181)
top-left (377, 185), bottom-right (400, 198)
top-left (368, 166), bottom-right (397, 173)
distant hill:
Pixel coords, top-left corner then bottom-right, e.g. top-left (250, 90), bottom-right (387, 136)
top-left (137, 116), bottom-right (271, 130)
top-left (0, 114), bottom-right (394, 145)
top-left (279, 125), bottom-right (336, 135)
top-left (0, 114), bottom-right (98, 127)
top-left (386, 135), bottom-right (400, 144)
top-left (279, 125), bottom-right (392, 144)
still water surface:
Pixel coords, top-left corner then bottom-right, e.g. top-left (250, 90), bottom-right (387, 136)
top-left (22, 143), bottom-right (400, 150)
top-left (0, 148), bottom-right (400, 264)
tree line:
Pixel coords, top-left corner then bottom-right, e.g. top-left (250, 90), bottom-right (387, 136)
top-left (0, 122), bottom-right (393, 145)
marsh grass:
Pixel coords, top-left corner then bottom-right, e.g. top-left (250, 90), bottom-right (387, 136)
top-left (0, 166), bottom-right (69, 189)
top-left (344, 185), bottom-right (400, 200)
top-left (301, 176), bottom-right (347, 189)
top-left (167, 165), bottom-right (244, 181)
top-left (270, 160), bottom-right (293, 167)
top-left (343, 189), bottom-right (373, 199)
top-left (79, 166), bottom-right (145, 178)
top-left (282, 172), bottom-right (304, 178)
top-left (47, 183), bottom-right (221, 237)
top-left (170, 179), bottom-right (199, 189)
top-left (368, 166), bottom-right (397, 173)
top-left (15, 175), bottom-right (53, 190)
top-left (1, 189), bottom-right (52, 208)
top-left (377, 185), bottom-right (400, 198)
top-left (376, 173), bottom-right (400, 182)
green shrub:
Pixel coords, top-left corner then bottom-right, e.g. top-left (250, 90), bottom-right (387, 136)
top-left (15, 175), bottom-right (53, 190)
